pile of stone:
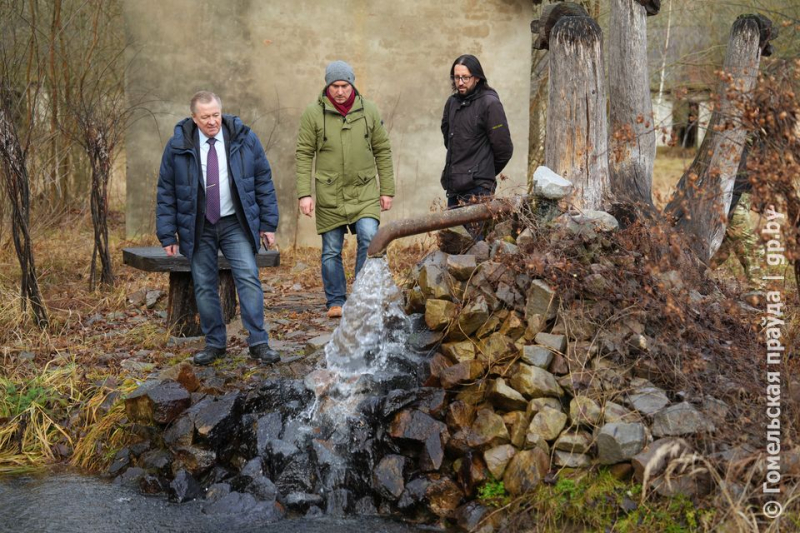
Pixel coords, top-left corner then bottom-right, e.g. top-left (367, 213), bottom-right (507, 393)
top-left (372, 168), bottom-right (731, 528)
top-left (117, 368), bottom-right (324, 521)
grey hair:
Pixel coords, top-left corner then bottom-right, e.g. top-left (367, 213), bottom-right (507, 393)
top-left (190, 91), bottom-right (222, 114)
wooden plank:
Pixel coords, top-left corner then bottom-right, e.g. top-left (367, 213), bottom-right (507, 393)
top-left (123, 247), bottom-right (280, 273)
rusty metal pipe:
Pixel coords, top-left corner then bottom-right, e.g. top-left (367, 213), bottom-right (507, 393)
top-left (367, 195), bottom-right (528, 257)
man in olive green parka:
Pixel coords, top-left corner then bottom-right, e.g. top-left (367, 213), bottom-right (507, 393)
top-left (296, 60), bottom-right (395, 318)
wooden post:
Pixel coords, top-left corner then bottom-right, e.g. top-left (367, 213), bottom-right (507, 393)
top-left (545, 14), bottom-right (610, 210)
top-left (167, 271), bottom-right (237, 337)
top-left (608, 0), bottom-right (658, 207)
top-left (665, 15), bottom-right (771, 264)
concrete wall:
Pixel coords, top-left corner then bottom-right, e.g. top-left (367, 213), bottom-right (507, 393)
top-left (124, 0), bottom-right (532, 248)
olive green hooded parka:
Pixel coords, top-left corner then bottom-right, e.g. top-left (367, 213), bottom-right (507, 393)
top-left (295, 90), bottom-right (395, 235)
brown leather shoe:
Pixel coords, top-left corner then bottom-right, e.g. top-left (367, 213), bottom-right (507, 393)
top-left (326, 306), bottom-right (343, 318)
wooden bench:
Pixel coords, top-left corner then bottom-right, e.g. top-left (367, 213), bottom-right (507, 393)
top-left (123, 247), bottom-right (280, 337)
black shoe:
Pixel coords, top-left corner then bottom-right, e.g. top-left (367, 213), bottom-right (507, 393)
top-left (193, 346), bottom-right (226, 366)
top-left (249, 343), bottom-right (280, 364)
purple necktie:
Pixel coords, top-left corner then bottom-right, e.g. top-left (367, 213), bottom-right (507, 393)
top-left (206, 138), bottom-right (220, 224)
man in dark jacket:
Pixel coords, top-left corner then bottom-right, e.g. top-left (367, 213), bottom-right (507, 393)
top-left (441, 55), bottom-right (513, 237)
top-left (156, 91), bottom-right (280, 366)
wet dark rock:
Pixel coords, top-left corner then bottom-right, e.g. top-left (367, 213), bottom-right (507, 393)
top-left (354, 496), bottom-right (378, 516)
top-left (409, 328), bottom-right (445, 352)
top-left (281, 419), bottom-right (312, 448)
top-left (245, 378), bottom-right (314, 416)
top-left (274, 450), bottom-right (317, 495)
top-left (114, 466), bottom-right (145, 487)
top-left (189, 391), bottom-right (242, 450)
top-left (389, 410), bottom-right (447, 443)
top-left (169, 469), bottom-right (202, 503)
top-left (201, 465), bottom-right (234, 486)
top-left (125, 380), bottom-right (191, 425)
top-left (305, 505), bottom-right (324, 518)
top-left (171, 445), bottom-right (216, 477)
top-left (240, 457), bottom-right (264, 478)
top-left (204, 482), bottom-right (231, 503)
top-left (140, 449), bottom-right (173, 475)
top-left (419, 431), bottom-right (446, 472)
top-left (266, 439), bottom-right (301, 475)
top-left (202, 491), bottom-right (284, 522)
top-left (325, 488), bottom-right (352, 517)
top-left (285, 492), bottom-right (324, 512)
top-left (397, 476), bottom-right (431, 510)
top-left (139, 474), bottom-right (170, 495)
top-left (382, 389), bottom-right (420, 418)
top-left (129, 441), bottom-right (152, 457)
top-left (311, 439), bottom-right (347, 489)
top-left (457, 452), bottom-right (490, 497)
top-left (373, 454), bottom-right (409, 500)
top-left (108, 448), bottom-right (131, 476)
top-left (256, 412), bottom-right (283, 455)
top-left (455, 501), bottom-right (494, 532)
top-left (415, 388), bottom-right (447, 418)
top-left (246, 475), bottom-right (278, 502)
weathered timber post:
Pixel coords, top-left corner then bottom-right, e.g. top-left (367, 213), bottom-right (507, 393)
top-left (608, 0), bottom-right (659, 207)
top-left (665, 15), bottom-right (774, 264)
top-left (529, 3), bottom-right (589, 190)
top-left (546, 13), bottom-right (610, 210)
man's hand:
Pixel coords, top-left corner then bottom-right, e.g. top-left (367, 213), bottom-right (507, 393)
top-left (260, 231), bottom-right (275, 249)
top-left (164, 244), bottom-right (178, 257)
top-left (299, 197), bottom-right (314, 217)
top-left (380, 195), bottom-right (393, 211)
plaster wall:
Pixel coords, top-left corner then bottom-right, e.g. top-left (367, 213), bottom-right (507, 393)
top-left (124, 0), bottom-right (532, 248)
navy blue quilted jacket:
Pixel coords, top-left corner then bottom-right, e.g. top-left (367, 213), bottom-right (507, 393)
top-left (156, 115), bottom-right (279, 261)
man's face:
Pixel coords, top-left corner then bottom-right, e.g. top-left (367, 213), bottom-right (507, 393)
top-left (328, 81), bottom-right (353, 104)
top-left (453, 65), bottom-right (478, 95)
top-left (192, 100), bottom-right (222, 138)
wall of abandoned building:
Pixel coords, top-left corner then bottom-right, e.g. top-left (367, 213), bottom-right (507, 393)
top-left (123, 0), bottom-right (532, 248)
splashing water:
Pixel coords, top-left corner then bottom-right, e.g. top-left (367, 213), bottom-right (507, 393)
top-left (307, 257), bottom-right (422, 426)
top-left (324, 258), bottom-right (412, 375)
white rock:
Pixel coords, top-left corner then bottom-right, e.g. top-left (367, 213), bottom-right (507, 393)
top-left (533, 166), bottom-right (573, 200)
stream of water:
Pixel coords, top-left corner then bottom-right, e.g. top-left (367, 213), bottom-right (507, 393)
top-left (0, 473), bottom-right (425, 533)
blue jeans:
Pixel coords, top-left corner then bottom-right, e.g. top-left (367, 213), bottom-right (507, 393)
top-left (321, 217), bottom-right (379, 308)
top-left (447, 184), bottom-right (494, 241)
top-left (191, 215), bottom-right (269, 349)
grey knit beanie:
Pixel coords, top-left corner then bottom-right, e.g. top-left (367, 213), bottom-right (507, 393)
top-left (325, 60), bottom-right (355, 87)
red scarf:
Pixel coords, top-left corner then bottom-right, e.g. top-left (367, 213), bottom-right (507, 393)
top-left (326, 87), bottom-right (356, 116)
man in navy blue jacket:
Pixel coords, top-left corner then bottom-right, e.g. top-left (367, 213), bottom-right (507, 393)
top-left (156, 91), bottom-right (280, 365)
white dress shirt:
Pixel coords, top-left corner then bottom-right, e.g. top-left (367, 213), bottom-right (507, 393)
top-left (198, 128), bottom-right (234, 218)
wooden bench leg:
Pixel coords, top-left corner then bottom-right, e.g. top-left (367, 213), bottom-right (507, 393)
top-left (168, 271), bottom-right (238, 337)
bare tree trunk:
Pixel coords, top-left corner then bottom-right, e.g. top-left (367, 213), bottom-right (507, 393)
top-left (545, 14), bottom-right (610, 210)
top-left (47, 0), bottom-right (63, 210)
top-left (665, 16), bottom-right (764, 263)
top-left (87, 124), bottom-right (114, 289)
top-left (0, 94), bottom-right (49, 328)
top-left (608, 0), bottom-right (657, 207)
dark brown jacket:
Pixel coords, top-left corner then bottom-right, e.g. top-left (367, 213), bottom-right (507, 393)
top-left (440, 86), bottom-right (513, 195)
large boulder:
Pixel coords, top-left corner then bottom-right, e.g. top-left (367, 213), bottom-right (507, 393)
top-left (125, 380), bottom-right (191, 425)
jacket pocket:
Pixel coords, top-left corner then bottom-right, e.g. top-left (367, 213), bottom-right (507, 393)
top-left (315, 170), bottom-right (339, 208)
top-left (447, 169), bottom-right (476, 193)
top-left (356, 168), bottom-right (379, 203)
